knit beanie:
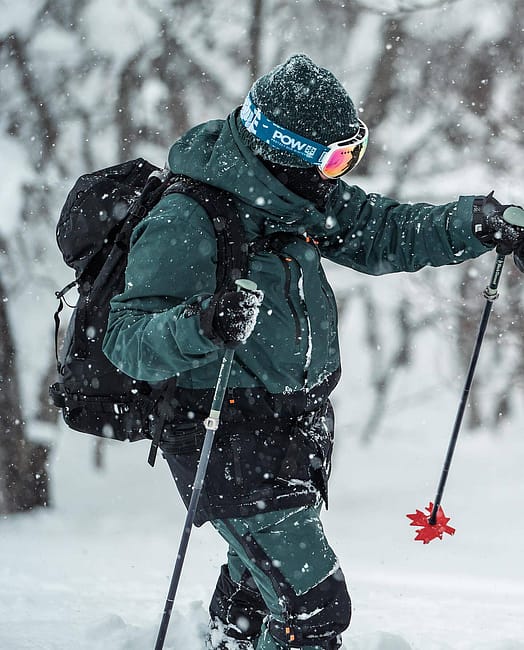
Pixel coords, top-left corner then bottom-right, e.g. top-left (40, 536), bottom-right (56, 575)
top-left (238, 54), bottom-right (360, 168)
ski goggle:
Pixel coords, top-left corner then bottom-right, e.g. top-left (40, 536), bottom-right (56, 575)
top-left (240, 93), bottom-right (368, 178)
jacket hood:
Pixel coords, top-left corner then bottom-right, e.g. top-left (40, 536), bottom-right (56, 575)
top-left (167, 110), bottom-right (329, 227)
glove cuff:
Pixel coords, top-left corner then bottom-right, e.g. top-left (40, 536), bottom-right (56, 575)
top-left (472, 192), bottom-right (506, 249)
top-left (199, 293), bottom-right (226, 347)
top-left (514, 247), bottom-right (524, 273)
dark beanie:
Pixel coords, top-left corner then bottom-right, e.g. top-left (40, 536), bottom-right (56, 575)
top-left (238, 54), bottom-right (360, 168)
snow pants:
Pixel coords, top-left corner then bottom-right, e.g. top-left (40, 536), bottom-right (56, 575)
top-left (209, 505), bottom-right (351, 649)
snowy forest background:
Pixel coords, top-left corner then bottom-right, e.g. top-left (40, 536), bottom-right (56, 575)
top-left (1, 1), bottom-right (524, 649)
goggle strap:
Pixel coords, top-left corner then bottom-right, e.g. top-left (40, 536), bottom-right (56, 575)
top-left (241, 94), bottom-right (328, 165)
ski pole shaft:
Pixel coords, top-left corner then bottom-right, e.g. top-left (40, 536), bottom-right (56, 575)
top-left (428, 253), bottom-right (505, 525)
top-left (154, 279), bottom-right (257, 650)
top-left (154, 348), bottom-right (234, 650)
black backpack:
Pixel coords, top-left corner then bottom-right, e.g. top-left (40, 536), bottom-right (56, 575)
top-left (49, 158), bottom-right (248, 460)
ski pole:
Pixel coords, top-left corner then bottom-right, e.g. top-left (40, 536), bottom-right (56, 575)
top-left (406, 254), bottom-right (505, 542)
top-left (408, 204), bottom-right (524, 543)
top-left (429, 251), bottom-right (505, 520)
top-left (154, 279), bottom-right (258, 650)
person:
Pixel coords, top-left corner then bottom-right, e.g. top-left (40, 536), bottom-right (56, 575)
top-left (103, 54), bottom-right (524, 650)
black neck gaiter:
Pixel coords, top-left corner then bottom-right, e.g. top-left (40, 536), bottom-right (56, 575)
top-left (261, 160), bottom-right (336, 211)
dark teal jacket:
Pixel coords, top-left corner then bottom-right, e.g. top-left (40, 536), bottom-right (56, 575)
top-left (103, 110), bottom-right (487, 397)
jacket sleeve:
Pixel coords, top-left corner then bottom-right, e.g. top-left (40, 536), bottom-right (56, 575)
top-left (318, 183), bottom-right (489, 275)
top-left (102, 194), bottom-right (220, 382)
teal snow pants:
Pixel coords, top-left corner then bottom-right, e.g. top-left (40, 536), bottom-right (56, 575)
top-left (210, 505), bottom-right (351, 649)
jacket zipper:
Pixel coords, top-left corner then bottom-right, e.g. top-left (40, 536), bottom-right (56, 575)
top-left (278, 254), bottom-right (302, 345)
top-left (318, 281), bottom-right (336, 378)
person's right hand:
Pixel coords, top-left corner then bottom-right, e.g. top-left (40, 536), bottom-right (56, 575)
top-left (201, 287), bottom-right (264, 347)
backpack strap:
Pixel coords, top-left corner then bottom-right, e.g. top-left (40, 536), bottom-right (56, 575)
top-left (128, 168), bottom-right (175, 221)
top-left (163, 176), bottom-right (249, 291)
top-left (145, 176), bottom-right (248, 466)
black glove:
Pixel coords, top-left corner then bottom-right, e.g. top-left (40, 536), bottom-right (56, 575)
top-left (514, 242), bottom-right (524, 273)
top-left (472, 191), bottom-right (524, 255)
top-left (201, 287), bottom-right (264, 347)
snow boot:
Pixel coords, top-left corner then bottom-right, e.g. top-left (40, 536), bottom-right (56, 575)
top-left (205, 616), bottom-right (256, 650)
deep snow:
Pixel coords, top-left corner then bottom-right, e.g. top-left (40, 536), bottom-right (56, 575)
top-left (2, 395), bottom-right (524, 649)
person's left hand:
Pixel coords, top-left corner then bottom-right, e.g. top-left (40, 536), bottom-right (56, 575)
top-left (472, 192), bottom-right (524, 256)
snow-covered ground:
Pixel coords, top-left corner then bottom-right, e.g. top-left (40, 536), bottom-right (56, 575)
top-left (3, 258), bottom-right (524, 650)
top-left (2, 404), bottom-right (524, 650)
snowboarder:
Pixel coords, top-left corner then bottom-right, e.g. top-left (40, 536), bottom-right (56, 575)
top-left (103, 54), bottom-right (524, 649)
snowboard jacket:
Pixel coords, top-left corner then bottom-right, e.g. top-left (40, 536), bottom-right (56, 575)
top-left (103, 109), bottom-right (488, 523)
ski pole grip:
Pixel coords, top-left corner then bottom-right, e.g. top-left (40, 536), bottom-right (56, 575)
top-left (235, 278), bottom-right (258, 292)
top-left (502, 206), bottom-right (524, 228)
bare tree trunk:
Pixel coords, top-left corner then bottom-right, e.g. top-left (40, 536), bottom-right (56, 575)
top-left (36, 351), bottom-right (60, 425)
top-left (491, 263), bottom-right (524, 427)
top-left (360, 297), bottom-right (420, 444)
top-left (248, 0), bottom-right (263, 82)
top-left (457, 266), bottom-right (483, 429)
top-left (0, 271), bottom-right (50, 513)
top-left (359, 18), bottom-right (405, 176)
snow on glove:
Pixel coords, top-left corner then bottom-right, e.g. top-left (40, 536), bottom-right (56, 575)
top-left (201, 287), bottom-right (264, 348)
top-left (472, 191), bottom-right (524, 255)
